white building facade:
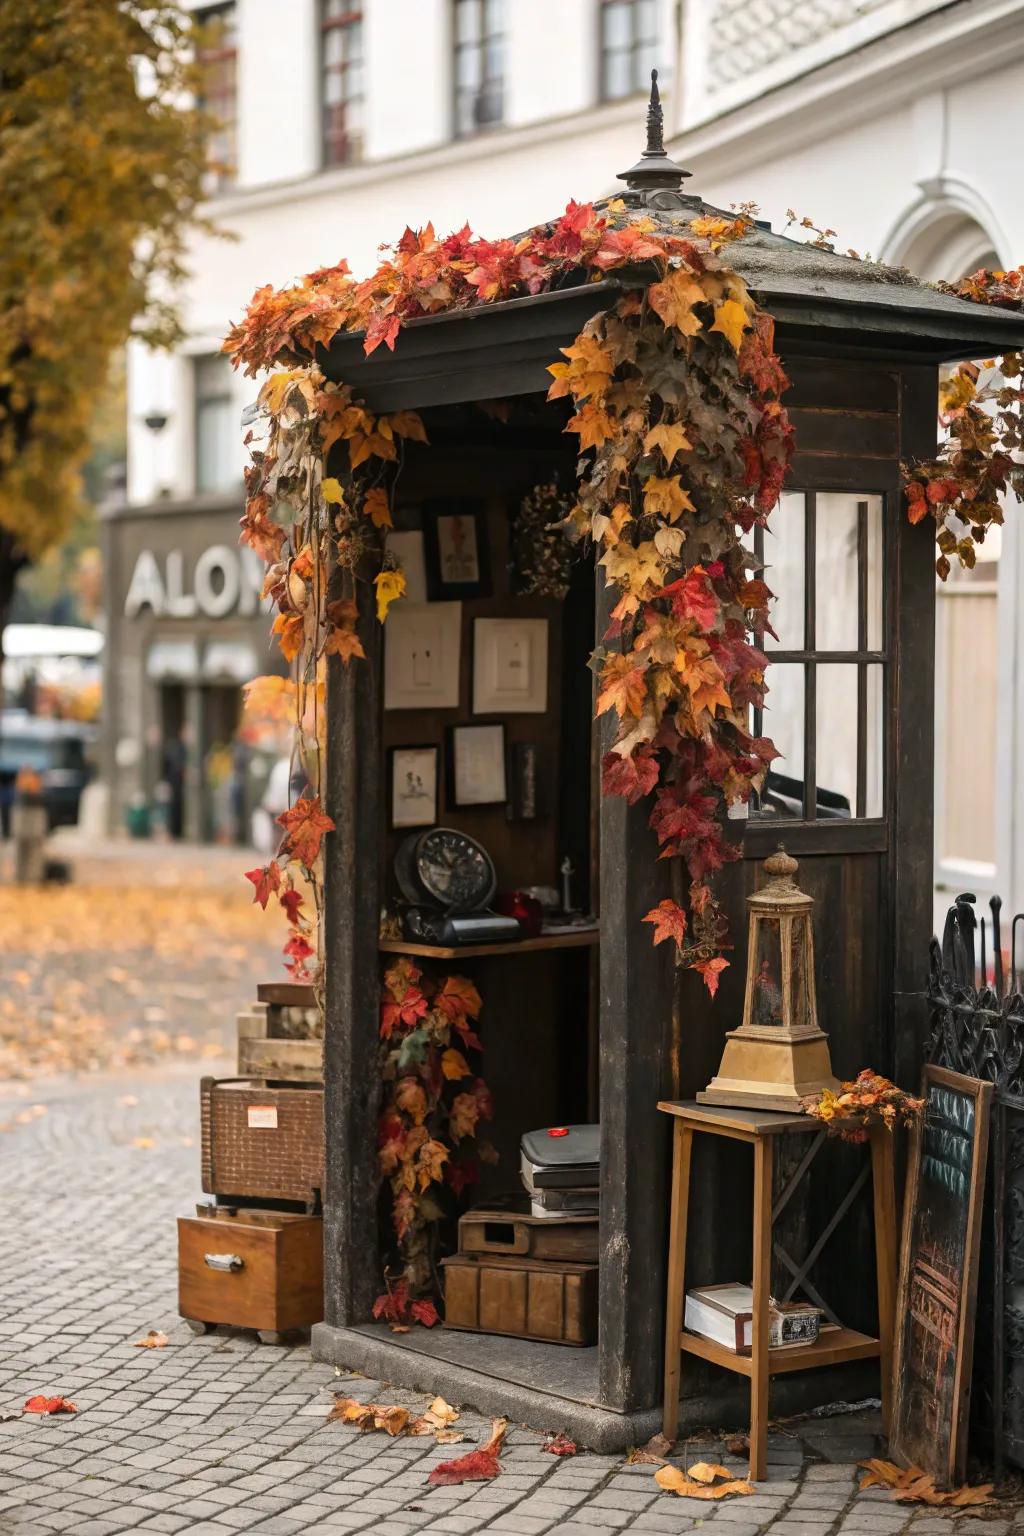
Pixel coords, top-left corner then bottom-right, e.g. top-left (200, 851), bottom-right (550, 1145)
top-left (119, 0), bottom-right (1024, 918)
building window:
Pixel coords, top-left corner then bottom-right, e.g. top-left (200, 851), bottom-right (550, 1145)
top-left (194, 355), bottom-right (237, 494)
top-left (195, 3), bottom-right (238, 193)
top-left (321, 1), bottom-right (364, 167)
top-left (453, 0), bottom-right (504, 138)
top-left (600, 0), bottom-right (659, 101)
top-left (752, 490), bottom-right (888, 823)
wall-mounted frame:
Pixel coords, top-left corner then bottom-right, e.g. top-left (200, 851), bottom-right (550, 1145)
top-left (423, 502), bottom-right (491, 600)
top-left (389, 746), bottom-right (439, 830)
top-left (507, 742), bottom-right (541, 822)
top-left (386, 529), bottom-right (428, 604)
top-left (890, 1064), bottom-right (993, 1488)
top-left (447, 722), bottom-right (506, 808)
top-left (384, 601), bottom-right (462, 711)
top-left (473, 617), bottom-right (548, 714)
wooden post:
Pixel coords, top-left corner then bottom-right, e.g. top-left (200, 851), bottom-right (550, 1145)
top-left (870, 1123), bottom-right (898, 1432)
top-left (322, 592), bottom-right (384, 1328)
top-left (750, 1134), bottom-right (774, 1482)
top-left (662, 1121), bottom-right (692, 1441)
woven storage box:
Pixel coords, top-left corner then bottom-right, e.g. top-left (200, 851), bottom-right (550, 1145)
top-left (458, 1205), bottom-right (598, 1264)
top-left (178, 1208), bottom-right (323, 1335)
top-left (442, 1253), bottom-right (598, 1346)
top-left (200, 1077), bottom-right (324, 1205)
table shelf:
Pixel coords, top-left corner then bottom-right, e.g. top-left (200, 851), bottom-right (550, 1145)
top-left (679, 1324), bottom-right (881, 1380)
top-left (378, 930), bottom-right (599, 960)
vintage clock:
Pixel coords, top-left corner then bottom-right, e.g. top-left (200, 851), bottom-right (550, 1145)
top-left (394, 828), bottom-right (521, 945)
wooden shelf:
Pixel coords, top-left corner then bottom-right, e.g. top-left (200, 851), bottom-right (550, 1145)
top-left (378, 930), bottom-right (600, 960)
top-left (679, 1324), bottom-right (881, 1380)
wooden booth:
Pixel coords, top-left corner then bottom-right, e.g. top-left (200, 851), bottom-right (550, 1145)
top-left (310, 121), bottom-right (1024, 1449)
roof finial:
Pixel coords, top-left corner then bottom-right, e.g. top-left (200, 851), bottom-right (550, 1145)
top-left (616, 68), bottom-right (692, 202)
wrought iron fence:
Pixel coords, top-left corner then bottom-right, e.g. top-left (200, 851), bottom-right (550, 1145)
top-left (926, 892), bottom-right (1024, 1471)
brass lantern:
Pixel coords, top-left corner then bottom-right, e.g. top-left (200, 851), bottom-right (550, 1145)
top-left (698, 846), bottom-right (839, 1112)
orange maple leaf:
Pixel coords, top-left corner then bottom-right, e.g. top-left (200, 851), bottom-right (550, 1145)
top-left (694, 956), bottom-right (730, 997)
top-left (566, 402), bottom-right (616, 451)
top-left (643, 900), bottom-right (688, 950)
top-left (597, 653), bottom-right (648, 720)
top-left (277, 794), bottom-right (335, 868)
top-left (648, 268), bottom-right (706, 337)
top-left (272, 611), bottom-right (304, 662)
top-left (363, 486), bottom-right (392, 528)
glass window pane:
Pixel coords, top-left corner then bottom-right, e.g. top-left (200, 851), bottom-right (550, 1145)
top-left (865, 663), bottom-right (883, 817)
top-left (865, 495), bottom-right (884, 649)
top-left (760, 662), bottom-right (804, 819)
top-left (815, 493), bottom-right (861, 650)
top-left (604, 3), bottom-right (632, 49)
top-left (815, 663), bottom-right (857, 816)
top-left (456, 1), bottom-right (480, 42)
top-left (764, 490), bottom-right (805, 651)
top-left (604, 51), bottom-right (631, 97)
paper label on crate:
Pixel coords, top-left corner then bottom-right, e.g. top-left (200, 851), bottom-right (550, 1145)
top-left (247, 1105), bottom-right (278, 1129)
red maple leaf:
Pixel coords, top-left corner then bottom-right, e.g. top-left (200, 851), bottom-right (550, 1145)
top-left (428, 1420), bottom-right (508, 1485)
top-left (694, 956), bottom-right (730, 998)
top-left (602, 746), bottom-right (660, 806)
top-left (410, 1298), bottom-right (440, 1328)
top-left (24, 1396), bottom-right (76, 1415)
top-left (658, 567), bottom-right (719, 630)
top-left (277, 795), bottom-right (335, 869)
top-left (279, 887), bottom-right (305, 925)
top-left (372, 1281), bottom-right (409, 1325)
top-left (643, 900), bottom-right (688, 950)
top-left (245, 861), bottom-right (281, 909)
top-left (380, 986), bottom-right (429, 1040)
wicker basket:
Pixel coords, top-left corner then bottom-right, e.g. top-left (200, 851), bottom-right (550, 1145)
top-left (200, 1077), bottom-right (324, 1206)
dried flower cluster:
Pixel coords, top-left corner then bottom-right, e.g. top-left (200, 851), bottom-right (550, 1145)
top-left (512, 479), bottom-right (577, 599)
top-left (802, 1069), bottom-right (925, 1143)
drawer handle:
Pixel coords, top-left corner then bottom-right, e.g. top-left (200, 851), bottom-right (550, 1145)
top-left (204, 1252), bottom-right (244, 1273)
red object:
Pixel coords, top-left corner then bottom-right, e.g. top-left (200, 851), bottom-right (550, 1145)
top-left (548, 1127), bottom-right (569, 1138)
top-left (494, 890), bottom-right (543, 938)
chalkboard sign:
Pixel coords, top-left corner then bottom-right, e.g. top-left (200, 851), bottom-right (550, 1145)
top-left (890, 1065), bottom-right (992, 1487)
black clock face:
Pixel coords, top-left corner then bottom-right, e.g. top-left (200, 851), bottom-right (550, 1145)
top-left (415, 828), bottom-right (495, 913)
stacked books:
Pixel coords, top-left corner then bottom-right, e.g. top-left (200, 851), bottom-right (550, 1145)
top-left (685, 1283), bottom-right (822, 1354)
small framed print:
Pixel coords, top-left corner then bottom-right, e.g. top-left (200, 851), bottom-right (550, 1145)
top-left (384, 601), bottom-right (462, 710)
top-left (447, 723), bottom-right (507, 808)
top-left (386, 529), bottom-right (428, 604)
top-left (473, 618), bottom-right (548, 714)
top-left (423, 502), bottom-right (491, 600)
top-left (507, 742), bottom-right (541, 822)
top-left (389, 746), bottom-right (439, 829)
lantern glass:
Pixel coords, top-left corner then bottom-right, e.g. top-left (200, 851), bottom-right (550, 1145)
top-left (751, 916), bottom-right (784, 1028)
top-left (788, 913), bottom-right (813, 1033)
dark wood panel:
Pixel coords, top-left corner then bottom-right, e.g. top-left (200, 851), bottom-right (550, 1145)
top-left (789, 452), bottom-right (901, 492)
top-left (785, 359), bottom-right (899, 413)
top-left (788, 408), bottom-right (898, 458)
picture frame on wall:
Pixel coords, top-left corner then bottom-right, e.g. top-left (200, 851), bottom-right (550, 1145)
top-left (384, 601), bottom-right (462, 710)
top-left (386, 529), bottom-right (428, 604)
top-left (473, 617), bottom-right (548, 714)
top-left (389, 746), bottom-right (439, 829)
top-left (423, 502), bottom-right (491, 600)
top-left (447, 723), bottom-right (507, 808)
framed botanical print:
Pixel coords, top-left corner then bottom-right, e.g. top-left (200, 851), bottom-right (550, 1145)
top-left (447, 723), bottom-right (507, 808)
top-left (389, 746), bottom-right (439, 829)
top-left (473, 617), bottom-right (548, 714)
top-left (384, 601), bottom-right (462, 710)
top-left (423, 502), bottom-right (491, 600)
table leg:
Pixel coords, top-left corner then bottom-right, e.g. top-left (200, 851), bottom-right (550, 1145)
top-left (662, 1122), bottom-right (692, 1443)
top-left (870, 1125), bottom-right (897, 1434)
top-left (750, 1135), bottom-right (773, 1482)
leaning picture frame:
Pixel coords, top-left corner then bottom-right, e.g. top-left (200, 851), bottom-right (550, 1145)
top-left (389, 746), bottom-right (439, 830)
top-left (422, 502), bottom-right (491, 600)
top-left (447, 723), bottom-right (507, 808)
top-left (384, 601), bottom-right (462, 711)
top-left (473, 617), bottom-right (548, 714)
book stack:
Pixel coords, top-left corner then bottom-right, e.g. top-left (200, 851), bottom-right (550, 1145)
top-left (685, 1283), bottom-right (822, 1354)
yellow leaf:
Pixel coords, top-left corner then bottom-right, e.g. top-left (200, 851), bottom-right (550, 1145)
top-left (364, 486), bottom-right (392, 528)
top-left (648, 269), bottom-right (706, 337)
top-left (441, 1048), bottom-right (471, 1081)
top-left (644, 422), bottom-right (693, 467)
top-left (374, 568), bottom-right (406, 623)
top-left (687, 1463), bottom-right (733, 1484)
top-left (547, 333), bottom-right (616, 403)
top-left (321, 477), bottom-right (344, 505)
top-left (643, 475), bottom-right (694, 524)
top-left (655, 1465), bottom-right (753, 1499)
top-left (258, 369), bottom-right (303, 416)
top-left (566, 402), bottom-right (616, 451)
top-left (386, 410), bottom-right (428, 443)
top-left (710, 299), bottom-right (752, 352)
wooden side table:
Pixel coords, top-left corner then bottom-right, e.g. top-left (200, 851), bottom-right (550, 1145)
top-left (658, 1100), bottom-right (897, 1482)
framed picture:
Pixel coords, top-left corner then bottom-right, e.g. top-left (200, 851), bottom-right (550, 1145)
top-left (507, 742), bottom-right (541, 821)
top-left (386, 529), bottom-right (428, 604)
top-left (447, 723), bottom-right (507, 808)
top-left (423, 502), bottom-right (491, 600)
top-left (473, 618), bottom-right (548, 714)
top-left (384, 601), bottom-right (462, 710)
top-left (890, 1064), bottom-right (992, 1487)
top-left (389, 746), bottom-right (439, 829)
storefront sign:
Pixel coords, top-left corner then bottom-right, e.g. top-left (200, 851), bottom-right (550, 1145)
top-left (124, 545), bottom-right (264, 620)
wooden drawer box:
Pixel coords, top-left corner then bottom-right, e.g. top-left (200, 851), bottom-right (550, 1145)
top-left (442, 1254), bottom-right (598, 1346)
top-left (237, 983), bottom-right (322, 1084)
top-left (200, 1078), bottom-right (324, 1206)
top-left (459, 1206), bottom-right (598, 1264)
top-left (178, 1209), bottom-right (322, 1336)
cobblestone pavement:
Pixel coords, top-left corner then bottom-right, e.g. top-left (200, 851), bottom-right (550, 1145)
top-left (0, 1072), bottom-right (1015, 1536)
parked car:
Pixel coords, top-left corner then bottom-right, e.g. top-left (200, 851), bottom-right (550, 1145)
top-left (0, 711), bottom-right (96, 835)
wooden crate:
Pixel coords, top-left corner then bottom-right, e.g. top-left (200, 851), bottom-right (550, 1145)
top-left (458, 1206), bottom-right (598, 1263)
top-left (237, 984), bottom-right (322, 1083)
top-left (200, 1078), bottom-right (324, 1206)
top-left (178, 1209), bottom-right (322, 1337)
top-left (442, 1253), bottom-right (598, 1346)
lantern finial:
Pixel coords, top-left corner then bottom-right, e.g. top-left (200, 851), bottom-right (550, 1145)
top-left (615, 69), bottom-right (693, 202)
top-left (763, 843), bottom-right (799, 886)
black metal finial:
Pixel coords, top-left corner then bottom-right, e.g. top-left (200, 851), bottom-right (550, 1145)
top-left (616, 69), bottom-right (692, 199)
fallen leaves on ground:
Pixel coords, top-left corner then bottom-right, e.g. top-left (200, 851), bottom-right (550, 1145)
top-left (724, 1433), bottom-right (750, 1456)
top-left (628, 1430), bottom-right (676, 1465)
top-left (428, 1417), bottom-right (509, 1486)
top-left (858, 1460), bottom-right (995, 1506)
top-left (328, 1393), bottom-right (461, 1444)
top-left (656, 1462), bottom-right (754, 1499)
top-left (409, 1397), bottom-right (461, 1437)
top-left (542, 1432), bottom-right (577, 1457)
top-left (133, 1330), bottom-right (168, 1349)
top-left (24, 1395), bottom-right (76, 1415)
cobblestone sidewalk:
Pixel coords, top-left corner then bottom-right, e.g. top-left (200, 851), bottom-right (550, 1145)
top-left (0, 1071), bottom-right (1014, 1536)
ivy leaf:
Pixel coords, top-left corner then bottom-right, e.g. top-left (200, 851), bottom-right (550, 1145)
top-left (277, 794), bottom-right (336, 869)
top-left (364, 486), bottom-right (392, 528)
top-left (442, 1047), bottom-right (472, 1081)
top-left (643, 900), bottom-right (688, 950)
top-left (394, 1077), bottom-right (429, 1125)
top-left (710, 299), bottom-right (753, 352)
top-left (375, 568), bottom-right (407, 622)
